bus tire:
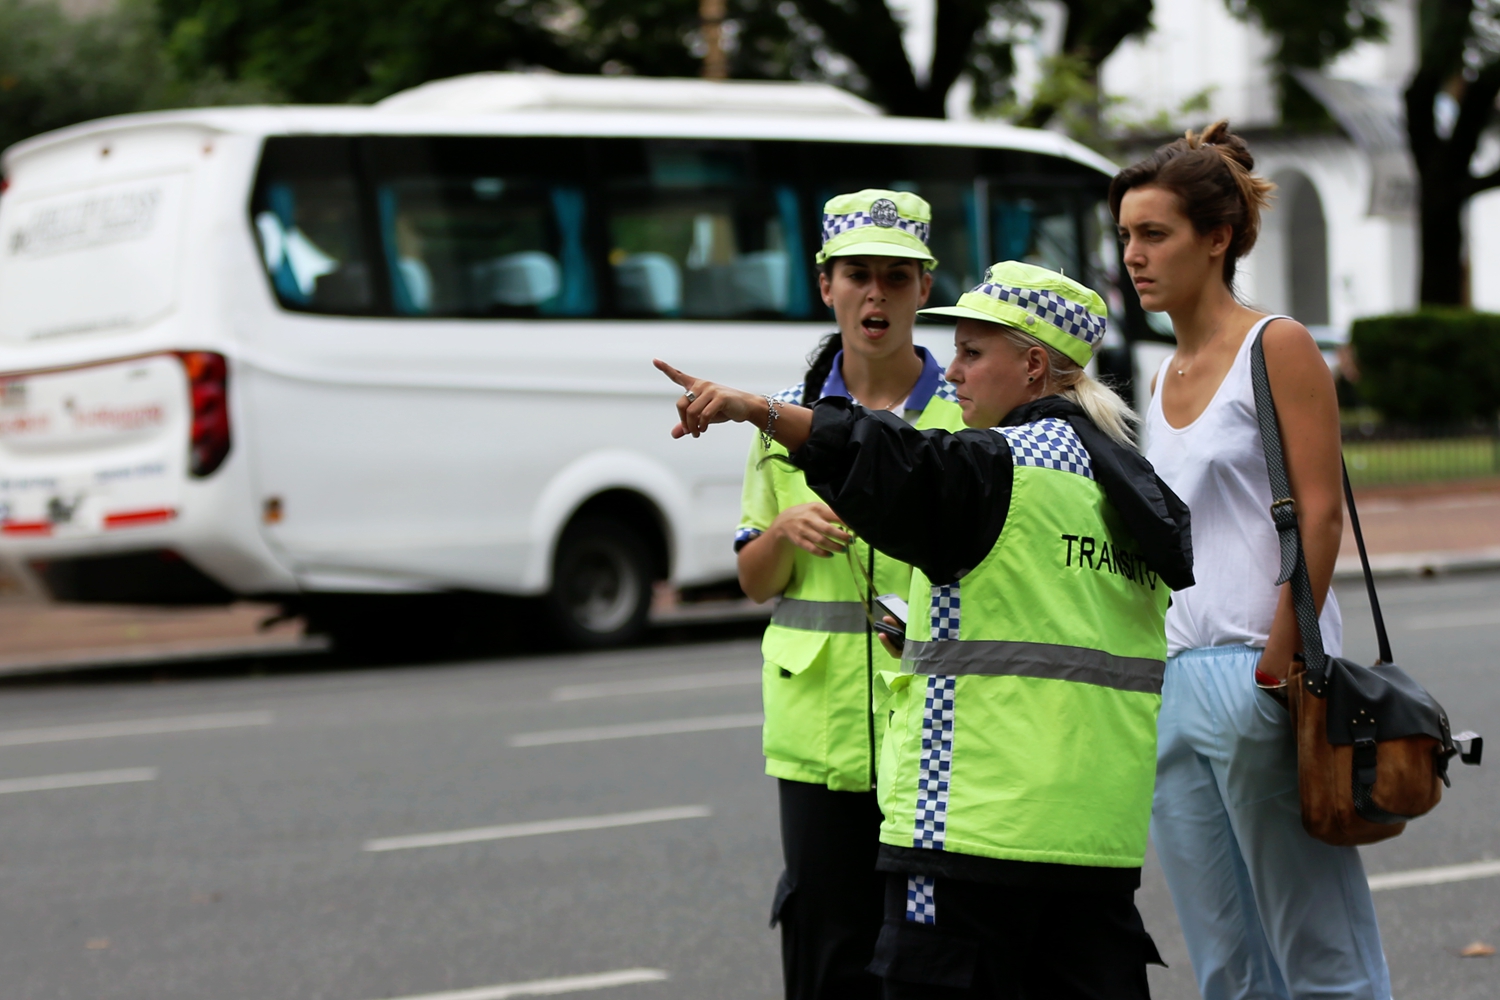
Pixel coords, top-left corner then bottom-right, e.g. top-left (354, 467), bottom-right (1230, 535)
top-left (547, 516), bottom-right (653, 647)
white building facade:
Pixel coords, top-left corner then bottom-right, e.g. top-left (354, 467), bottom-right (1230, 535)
top-left (1097, 0), bottom-right (1500, 322)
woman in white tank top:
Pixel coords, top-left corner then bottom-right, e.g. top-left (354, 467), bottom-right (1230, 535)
top-left (1112, 122), bottom-right (1391, 1000)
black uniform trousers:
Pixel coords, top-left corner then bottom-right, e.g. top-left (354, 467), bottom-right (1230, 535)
top-left (773, 778), bottom-right (885, 1000)
top-left (871, 872), bottom-right (1162, 999)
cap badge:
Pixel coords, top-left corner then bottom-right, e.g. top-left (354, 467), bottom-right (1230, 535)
top-left (869, 198), bottom-right (900, 228)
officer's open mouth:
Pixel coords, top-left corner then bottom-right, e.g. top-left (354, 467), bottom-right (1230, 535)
top-left (862, 317), bottom-right (890, 335)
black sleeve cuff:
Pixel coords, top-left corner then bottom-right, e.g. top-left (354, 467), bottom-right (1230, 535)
top-left (788, 396), bottom-right (859, 476)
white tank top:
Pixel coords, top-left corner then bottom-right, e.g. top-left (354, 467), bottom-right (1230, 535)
top-left (1144, 316), bottom-right (1341, 658)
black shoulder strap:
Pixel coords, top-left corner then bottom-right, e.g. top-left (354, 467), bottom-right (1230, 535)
top-left (1341, 458), bottom-right (1395, 665)
top-left (1248, 322), bottom-right (1376, 692)
top-left (1249, 322), bottom-right (1396, 678)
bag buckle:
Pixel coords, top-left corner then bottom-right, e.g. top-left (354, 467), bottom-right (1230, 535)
top-left (1452, 730), bottom-right (1484, 766)
top-left (1269, 496), bottom-right (1298, 528)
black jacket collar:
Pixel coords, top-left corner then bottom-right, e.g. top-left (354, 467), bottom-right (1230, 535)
top-left (1003, 396), bottom-right (1195, 591)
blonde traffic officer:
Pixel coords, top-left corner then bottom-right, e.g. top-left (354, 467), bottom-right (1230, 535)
top-left (658, 261), bottom-right (1193, 998)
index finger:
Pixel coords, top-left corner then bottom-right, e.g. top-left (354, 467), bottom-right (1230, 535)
top-left (653, 359), bottom-right (696, 389)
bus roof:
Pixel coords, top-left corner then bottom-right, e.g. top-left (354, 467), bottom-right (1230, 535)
top-left (2, 76), bottom-right (1120, 179)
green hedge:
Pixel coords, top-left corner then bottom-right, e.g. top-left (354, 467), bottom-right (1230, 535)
top-left (1350, 310), bottom-right (1500, 423)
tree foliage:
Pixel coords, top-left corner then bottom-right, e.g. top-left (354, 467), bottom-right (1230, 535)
top-left (157, 0), bottom-right (587, 104)
top-left (1404, 0), bottom-right (1500, 305)
top-left (0, 0), bottom-right (270, 155)
top-left (1231, 0), bottom-right (1387, 124)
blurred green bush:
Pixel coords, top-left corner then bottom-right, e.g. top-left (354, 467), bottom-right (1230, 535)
top-left (1350, 310), bottom-right (1500, 423)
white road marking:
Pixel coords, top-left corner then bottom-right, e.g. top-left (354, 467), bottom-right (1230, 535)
top-left (510, 713), bottom-right (763, 746)
top-left (1368, 859), bottom-right (1500, 892)
top-left (0, 711), bottom-right (273, 748)
top-left (0, 767), bottom-right (157, 795)
top-left (1404, 609), bottom-right (1500, 631)
top-left (374, 967), bottom-right (669, 1000)
top-left (365, 805), bottom-right (712, 852)
top-left (552, 670), bottom-right (761, 701)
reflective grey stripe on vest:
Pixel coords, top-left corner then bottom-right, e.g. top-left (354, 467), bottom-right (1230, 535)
top-left (771, 598), bottom-right (869, 634)
top-left (903, 640), bottom-right (1165, 695)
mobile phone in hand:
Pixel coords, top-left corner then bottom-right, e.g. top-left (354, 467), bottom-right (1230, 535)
top-left (874, 593), bottom-right (909, 651)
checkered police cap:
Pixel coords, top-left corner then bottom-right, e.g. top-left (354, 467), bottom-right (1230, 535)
top-left (816, 189), bottom-right (937, 269)
top-left (919, 260), bottom-right (1108, 367)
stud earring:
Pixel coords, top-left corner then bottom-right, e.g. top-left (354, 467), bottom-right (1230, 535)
top-left (1027, 376), bottom-right (1035, 383)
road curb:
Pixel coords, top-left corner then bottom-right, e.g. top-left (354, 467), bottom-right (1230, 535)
top-left (0, 634), bottom-right (330, 680)
top-left (1333, 546), bottom-right (1500, 581)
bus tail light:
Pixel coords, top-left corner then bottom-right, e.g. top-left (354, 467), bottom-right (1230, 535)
top-left (174, 351), bottom-right (230, 477)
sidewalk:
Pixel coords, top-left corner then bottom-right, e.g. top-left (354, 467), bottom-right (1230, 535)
top-left (0, 600), bottom-right (322, 678)
top-left (0, 479), bottom-right (1495, 677)
top-left (1336, 477), bottom-right (1500, 579)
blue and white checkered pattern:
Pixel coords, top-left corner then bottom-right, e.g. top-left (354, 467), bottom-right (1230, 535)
top-left (973, 281), bottom-right (1106, 349)
top-left (996, 418), bottom-right (1094, 480)
top-left (734, 527), bottom-right (762, 550)
top-left (913, 673), bottom-right (957, 850)
top-left (933, 380), bottom-right (960, 404)
top-left (771, 382), bottom-right (807, 406)
top-left (929, 583), bottom-right (960, 641)
top-left (821, 211), bottom-right (931, 246)
top-left (905, 875), bottom-right (936, 924)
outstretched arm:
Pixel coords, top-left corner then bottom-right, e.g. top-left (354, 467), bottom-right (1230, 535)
top-left (654, 359), bottom-right (814, 450)
top-left (655, 360), bottom-right (1013, 584)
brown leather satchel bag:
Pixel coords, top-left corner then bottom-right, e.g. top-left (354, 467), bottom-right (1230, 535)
top-left (1250, 330), bottom-right (1481, 847)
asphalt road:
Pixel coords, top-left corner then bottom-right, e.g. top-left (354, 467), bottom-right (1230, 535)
top-left (0, 573), bottom-right (1494, 1000)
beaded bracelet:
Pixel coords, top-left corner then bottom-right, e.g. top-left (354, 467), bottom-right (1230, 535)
top-left (761, 394), bottom-right (781, 450)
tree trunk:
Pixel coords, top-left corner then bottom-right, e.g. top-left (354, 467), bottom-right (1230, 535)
top-left (1417, 179), bottom-right (1466, 306)
top-left (884, 87), bottom-right (948, 118)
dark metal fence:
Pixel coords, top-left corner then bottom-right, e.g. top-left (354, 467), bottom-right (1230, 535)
top-left (1342, 419), bottom-right (1500, 488)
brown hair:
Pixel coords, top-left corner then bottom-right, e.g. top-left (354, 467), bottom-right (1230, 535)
top-left (1108, 120), bottom-right (1276, 288)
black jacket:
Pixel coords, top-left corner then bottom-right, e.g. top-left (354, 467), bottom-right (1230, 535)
top-left (790, 395), bottom-right (1193, 591)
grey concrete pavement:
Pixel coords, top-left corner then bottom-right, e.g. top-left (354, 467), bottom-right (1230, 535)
top-left (0, 574), bottom-right (1495, 1000)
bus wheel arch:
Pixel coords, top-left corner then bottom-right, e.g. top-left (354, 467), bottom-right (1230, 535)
top-left (546, 489), bottom-right (671, 648)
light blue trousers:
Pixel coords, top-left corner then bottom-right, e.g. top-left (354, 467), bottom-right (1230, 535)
top-left (1151, 645), bottom-right (1392, 1000)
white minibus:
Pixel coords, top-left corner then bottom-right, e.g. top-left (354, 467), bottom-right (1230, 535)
top-left (0, 73), bottom-right (1122, 649)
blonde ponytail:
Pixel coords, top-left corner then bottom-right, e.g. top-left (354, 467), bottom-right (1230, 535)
top-left (999, 327), bottom-right (1139, 447)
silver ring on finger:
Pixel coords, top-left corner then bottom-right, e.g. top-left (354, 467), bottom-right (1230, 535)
top-left (683, 389), bottom-right (697, 403)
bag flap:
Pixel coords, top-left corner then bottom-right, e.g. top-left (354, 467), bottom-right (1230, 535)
top-left (762, 626), bottom-right (830, 676)
top-left (1323, 657), bottom-right (1449, 745)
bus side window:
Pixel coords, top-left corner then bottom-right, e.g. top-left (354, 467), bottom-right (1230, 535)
top-left (606, 143), bottom-right (810, 320)
top-left (368, 173), bottom-right (594, 319)
top-left (250, 139), bottom-right (374, 314)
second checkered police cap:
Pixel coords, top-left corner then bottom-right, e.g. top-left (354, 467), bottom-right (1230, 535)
top-left (919, 260), bottom-right (1107, 367)
top-left (816, 189), bottom-right (937, 269)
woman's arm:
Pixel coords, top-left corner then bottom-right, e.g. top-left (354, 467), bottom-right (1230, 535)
top-left (737, 503), bottom-right (852, 603)
top-left (655, 359), bottom-right (814, 450)
top-left (1259, 320), bottom-right (1344, 681)
top-left (656, 359), bottom-right (1011, 584)
top-left (790, 400), bottom-right (1011, 584)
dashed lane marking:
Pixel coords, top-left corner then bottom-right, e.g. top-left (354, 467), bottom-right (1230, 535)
top-left (1404, 609), bottom-right (1500, 631)
top-left (372, 967), bottom-right (669, 1000)
top-left (510, 713), bottom-right (763, 747)
top-left (0, 711), bottom-right (273, 747)
top-left (0, 767), bottom-right (157, 795)
top-left (364, 805), bottom-right (712, 852)
top-left (552, 670), bottom-right (761, 701)
top-left (1368, 859), bottom-right (1500, 892)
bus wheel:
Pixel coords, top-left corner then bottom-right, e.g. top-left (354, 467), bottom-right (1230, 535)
top-left (547, 516), bottom-right (653, 647)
